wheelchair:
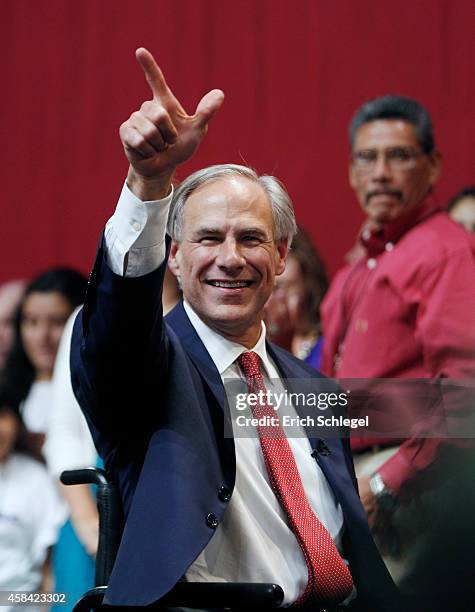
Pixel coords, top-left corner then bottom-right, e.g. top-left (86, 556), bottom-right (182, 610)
top-left (60, 467), bottom-right (284, 611)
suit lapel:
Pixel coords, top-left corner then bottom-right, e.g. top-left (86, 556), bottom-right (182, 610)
top-left (165, 302), bottom-right (227, 410)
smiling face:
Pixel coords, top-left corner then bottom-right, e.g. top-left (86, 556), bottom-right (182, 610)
top-left (349, 120), bottom-right (441, 224)
top-left (21, 291), bottom-right (72, 380)
top-left (168, 176), bottom-right (289, 347)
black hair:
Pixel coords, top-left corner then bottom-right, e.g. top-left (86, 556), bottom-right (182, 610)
top-left (349, 95), bottom-right (435, 153)
top-left (1, 267), bottom-right (87, 410)
top-left (447, 186), bottom-right (475, 212)
top-left (0, 386), bottom-right (44, 462)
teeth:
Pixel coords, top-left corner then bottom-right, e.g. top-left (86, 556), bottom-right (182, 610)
top-left (209, 281), bottom-right (249, 288)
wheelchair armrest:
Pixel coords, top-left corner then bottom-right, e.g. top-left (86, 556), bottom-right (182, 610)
top-left (72, 583), bottom-right (283, 611)
top-left (60, 468), bottom-right (124, 587)
top-left (61, 467), bottom-right (110, 487)
top-left (159, 582), bottom-right (284, 608)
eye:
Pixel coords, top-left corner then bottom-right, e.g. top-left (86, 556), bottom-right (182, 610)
top-left (388, 148), bottom-right (412, 162)
top-left (50, 316), bottom-right (69, 328)
top-left (199, 236), bottom-right (220, 244)
top-left (241, 235), bottom-right (262, 245)
top-left (354, 150), bottom-right (377, 164)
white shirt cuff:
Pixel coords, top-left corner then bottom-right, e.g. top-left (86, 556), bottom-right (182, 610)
top-left (104, 181), bottom-right (173, 277)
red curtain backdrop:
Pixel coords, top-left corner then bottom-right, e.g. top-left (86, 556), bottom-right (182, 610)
top-left (1, 0), bottom-right (474, 282)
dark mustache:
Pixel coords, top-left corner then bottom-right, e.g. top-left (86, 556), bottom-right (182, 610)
top-left (366, 189), bottom-right (403, 204)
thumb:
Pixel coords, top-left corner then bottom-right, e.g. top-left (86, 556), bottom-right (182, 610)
top-left (194, 89), bottom-right (225, 128)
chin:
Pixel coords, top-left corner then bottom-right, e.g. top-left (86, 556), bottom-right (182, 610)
top-left (210, 307), bottom-right (258, 335)
top-left (366, 204), bottom-right (399, 224)
top-left (212, 305), bottom-right (252, 326)
top-left (33, 359), bottom-right (54, 375)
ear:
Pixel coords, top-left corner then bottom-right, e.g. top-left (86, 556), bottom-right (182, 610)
top-left (275, 238), bottom-right (290, 276)
top-left (167, 239), bottom-right (181, 278)
top-left (428, 150), bottom-right (442, 186)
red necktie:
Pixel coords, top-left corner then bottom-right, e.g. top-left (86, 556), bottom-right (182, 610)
top-left (237, 351), bottom-right (353, 606)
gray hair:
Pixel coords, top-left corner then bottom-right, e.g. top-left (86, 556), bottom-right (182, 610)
top-left (167, 164), bottom-right (297, 243)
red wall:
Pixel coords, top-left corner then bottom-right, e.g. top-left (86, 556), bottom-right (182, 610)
top-left (1, 0), bottom-right (474, 282)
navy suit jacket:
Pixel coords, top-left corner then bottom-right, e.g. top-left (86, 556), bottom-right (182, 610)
top-left (71, 242), bottom-right (400, 610)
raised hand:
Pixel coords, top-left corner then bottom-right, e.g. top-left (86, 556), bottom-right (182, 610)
top-left (119, 48), bottom-right (224, 199)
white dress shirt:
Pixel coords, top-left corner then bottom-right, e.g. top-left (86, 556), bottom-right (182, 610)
top-left (104, 183), bottom-right (346, 605)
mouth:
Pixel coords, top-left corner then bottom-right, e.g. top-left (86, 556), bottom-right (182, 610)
top-left (35, 348), bottom-right (56, 360)
top-left (366, 190), bottom-right (403, 204)
top-left (205, 280), bottom-right (254, 289)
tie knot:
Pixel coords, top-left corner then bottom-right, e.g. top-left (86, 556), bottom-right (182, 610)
top-left (237, 351), bottom-right (262, 379)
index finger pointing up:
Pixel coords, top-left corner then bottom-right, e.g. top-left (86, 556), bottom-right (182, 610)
top-left (135, 47), bottom-right (171, 99)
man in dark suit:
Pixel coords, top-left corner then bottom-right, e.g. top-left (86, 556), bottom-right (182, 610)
top-left (71, 48), bottom-right (399, 610)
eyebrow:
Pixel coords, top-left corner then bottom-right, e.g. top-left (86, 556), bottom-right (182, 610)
top-left (191, 228), bottom-right (223, 238)
top-left (239, 227), bottom-right (268, 235)
top-left (354, 146), bottom-right (419, 153)
top-left (191, 227), bottom-right (269, 238)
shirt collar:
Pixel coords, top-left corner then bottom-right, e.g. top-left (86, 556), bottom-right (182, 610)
top-left (360, 193), bottom-right (442, 258)
top-left (183, 301), bottom-right (272, 377)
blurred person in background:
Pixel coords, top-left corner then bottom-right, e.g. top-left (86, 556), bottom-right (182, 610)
top-left (265, 226), bottom-right (328, 369)
top-left (447, 186), bottom-right (475, 234)
top-left (0, 280), bottom-right (25, 373)
top-left (320, 94), bottom-right (475, 609)
top-left (2, 268), bottom-right (87, 450)
top-left (0, 388), bottom-right (65, 611)
top-left (1, 268), bottom-right (86, 607)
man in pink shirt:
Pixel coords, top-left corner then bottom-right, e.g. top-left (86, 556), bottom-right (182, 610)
top-left (320, 95), bottom-right (475, 604)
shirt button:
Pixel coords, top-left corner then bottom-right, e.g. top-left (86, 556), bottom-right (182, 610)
top-left (367, 258), bottom-right (377, 269)
top-left (206, 513), bottom-right (219, 529)
top-left (218, 486), bottom-right (231, 502)
top-left (385, 241), bottom-right (394, 252)
top-left (132, 221), bottom-right (142, 232)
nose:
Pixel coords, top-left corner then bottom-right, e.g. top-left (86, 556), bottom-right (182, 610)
top-left (372, 152), bottom-right (391, 181)
top-left (32, 321), bottom-right (53, 347)
top-left (215, 238), bottom-right (246, 271)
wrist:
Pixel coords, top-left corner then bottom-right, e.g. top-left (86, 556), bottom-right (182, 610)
top-left (370, 472), bottom-right (397, 512)
top-left (127, 166), bottom-right (175, 201)
top-left (369, 472), bottom-right (387, 496)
